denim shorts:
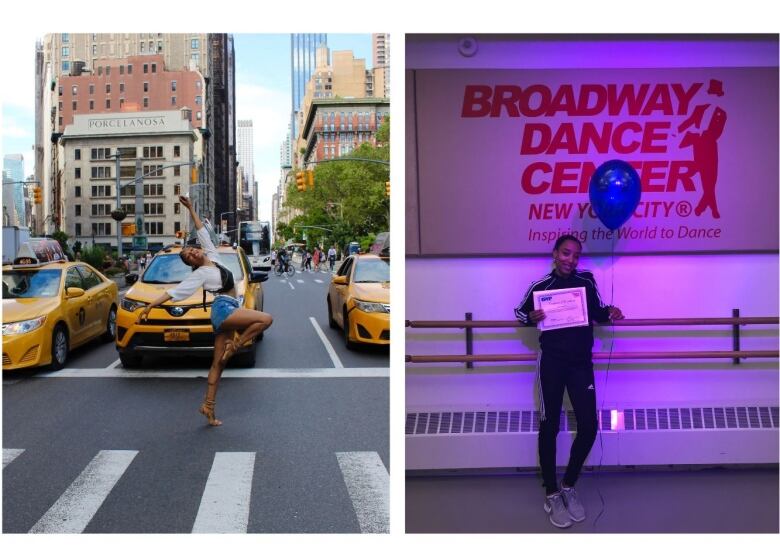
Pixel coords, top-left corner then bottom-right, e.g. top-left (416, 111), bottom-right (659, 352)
top-left (211, 295), bottom-right (240, 333)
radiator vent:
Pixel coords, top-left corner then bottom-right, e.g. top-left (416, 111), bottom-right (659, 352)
top-left (406, 406), bottom-right (779, 436)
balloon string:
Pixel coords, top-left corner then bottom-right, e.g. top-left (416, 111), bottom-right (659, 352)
top-left (593, 230), bottom-right (616, 531)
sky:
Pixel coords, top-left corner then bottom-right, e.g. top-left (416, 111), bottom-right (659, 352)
top-left (0, 33), bottom-right (376, 223)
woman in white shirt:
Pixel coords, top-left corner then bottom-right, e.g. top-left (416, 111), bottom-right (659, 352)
top-left (139, 196), bottom-right (273, 426)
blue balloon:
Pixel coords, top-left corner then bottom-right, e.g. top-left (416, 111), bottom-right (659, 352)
top-left (588, 160), bottom-right (642, 230)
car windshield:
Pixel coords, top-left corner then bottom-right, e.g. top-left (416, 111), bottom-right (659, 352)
top-left (353, 258), bottom-right (390, 283)
top-left (3, 269), bottom-right (62, 298)
top-left (142, 252), bottom-right (245, 284)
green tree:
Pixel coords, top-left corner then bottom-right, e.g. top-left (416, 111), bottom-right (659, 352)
top-left (51, 230), bottom-right (74, 261)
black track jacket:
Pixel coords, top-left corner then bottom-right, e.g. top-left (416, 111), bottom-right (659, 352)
top-left (515, 269), bottom-right (611, 360)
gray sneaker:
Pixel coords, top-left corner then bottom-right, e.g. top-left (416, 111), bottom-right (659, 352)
top-left (560, 485), bottom-right (585, 522)
top-left (544, 492), bottom-right (573, 528)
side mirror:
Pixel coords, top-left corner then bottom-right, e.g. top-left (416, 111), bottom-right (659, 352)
top-left (65, 287), bottom-right (86, 298)
top-left (250, 272), bottom-right (268, 283)
top-left (125, 273), bottom-right (139, 285)
top-left (332, 275), bottom-right (348, 285)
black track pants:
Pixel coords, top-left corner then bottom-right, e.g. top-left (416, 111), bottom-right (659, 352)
top-left (537, 351), bottom-right (598, 494)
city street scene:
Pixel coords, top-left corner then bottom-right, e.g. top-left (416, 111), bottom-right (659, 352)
top-left (2, 33), bottom-right (390, 534)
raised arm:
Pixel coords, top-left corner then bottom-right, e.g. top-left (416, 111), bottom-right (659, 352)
top-left (179, 195), bottom-right (203, 230)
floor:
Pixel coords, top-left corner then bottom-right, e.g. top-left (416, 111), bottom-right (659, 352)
top-left (406, 466), bottom-right (779, 533)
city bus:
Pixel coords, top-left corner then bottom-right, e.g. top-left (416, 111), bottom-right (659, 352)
top-left (238, 220), bottom-right (272, 273)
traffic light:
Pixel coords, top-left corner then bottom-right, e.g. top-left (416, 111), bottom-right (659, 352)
top-left (306, 170), bottom-right (314, 189)
top-left (190, 166), bottom-right (199, 184)
top-left (33, 187), bottom-right (42, 204)
top-left (385, 181), bottom-right (390, 197)
top-left (295, 171), bottom-right (306, 192)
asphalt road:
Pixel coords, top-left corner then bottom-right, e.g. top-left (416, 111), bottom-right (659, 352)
top-left (2, 269), bottom-right (389, 533)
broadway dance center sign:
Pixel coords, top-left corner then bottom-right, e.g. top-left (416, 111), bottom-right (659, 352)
top-left (411, 67), bottom-right (778, 254)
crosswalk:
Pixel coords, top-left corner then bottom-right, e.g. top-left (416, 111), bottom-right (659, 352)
top-left (4, 448), bottom-right (389, 534)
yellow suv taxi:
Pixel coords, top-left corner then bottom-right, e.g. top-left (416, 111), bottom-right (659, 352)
top-left (327, 253), bottom-right (390, 349)
top-left (2, 241), bottom-right (118, 370)
top-left (115, 241), bottom-right (267, 368)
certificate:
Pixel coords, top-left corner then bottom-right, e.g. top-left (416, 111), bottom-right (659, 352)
top-left (532, 287), bottom-right (589, 331)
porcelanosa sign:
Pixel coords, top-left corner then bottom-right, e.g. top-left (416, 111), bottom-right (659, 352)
top-left (413, 68), bottom-right (778, 254)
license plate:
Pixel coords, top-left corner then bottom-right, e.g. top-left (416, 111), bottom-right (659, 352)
top-left (164, 329), bottom-right (190, 342)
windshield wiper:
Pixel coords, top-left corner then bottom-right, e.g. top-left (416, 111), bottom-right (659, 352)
top-left (141, 279), bottom-right (179, 284)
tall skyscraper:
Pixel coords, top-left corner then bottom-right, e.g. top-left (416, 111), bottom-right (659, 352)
top-left (3, 154), bottom-right (26, 226)
top-left (372, 34), bottom-right (390, 99)
top-left (290, 34), bottom-right (327, 143)
top-left (237, 120), bottom-right (254, 192)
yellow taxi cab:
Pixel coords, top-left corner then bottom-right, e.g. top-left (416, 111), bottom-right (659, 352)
top-left (2, 240), bottom-right (118, 370)
top-left (327, 253), bottom-right (390, 349)
top-left (115, 238), bottom-right (268, 368)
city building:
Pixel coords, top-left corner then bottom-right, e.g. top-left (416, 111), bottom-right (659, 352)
top-left (300, 98), bottom-right (390, 166)
top-left (372, 33), bottom-right (390, 99)
top-left (35, 33), bottom-right (236, 237)
top-left (3, 155), bottom-right (26, 226)
top-left (59, 110), bottom-right (198, 252)
top-left (290, 34), bottom-right (327, 145)
top-left (237, 120), bottom-right (255, 221)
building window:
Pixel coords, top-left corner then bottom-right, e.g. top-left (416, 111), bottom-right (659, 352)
top-left (72, 100), bottom-right (77, 110)
top-left (59, 116), bottom-right (63, 126)
top-left (143, 82), bottom-right (149, 92)
top-left (143, 63), bottom-right (148, 73)
top-left (173, 145), bottom-right (180, 157)
top-left (92, 45), bottom-right (97, 56)
top-left (119, 82), bottom-right (124, 93)
top-left (106, 83), bottom-right (111, 93)
top-left (196, 112), bottom-right (202, 120)
top-left (148, 41), bottom-right (153, 52)
top-left (196, 80), bottom-right (202, 90)
top-left (127, 64), bottom-right (133, 74)
top-left (106, 99), bottom-right (111, 109)
top-left (143, 146), bottom-right (163, 159)
top-left (195, 95), bottom-right (202, 105)
top-left (174, 184), bottom-right (181, 195)
top-left (75, 205), bottom-right (81, 216)
top-left (75, 148), bottom-right (81, 160)
top-left (75, 167), bottom-right (82, 179)
top-left (144, 203), bottom-right (164, 215)
top-left (191, 53), bottom-right (200, 63)
top-left (171, 80), bottom-right (177, 92)
top-left (143, 97), bottom-right (149, 108)
top-left (157, 41), bottom-right (163, 52)
top-left (62, 33), bottom-right (70, 43)
top-left (151, 63), bottom-right (157, 73)
top-left (75, 223), bottom-right (81, 236)
top-left (62, 61), bottom-right (70, 72)
top-left (174, 221), bottom-right (181, 232)
top-left (174, 203), bottom-right (180, 214)
top-left (58, 86), bottom-right (63, 97)
top-left (97, 66), bottom-right (102, 76)
top-left (191, 38), bottom-right (200, 49)
top-left (91, 166), bottom-right (112, 179)
top-left (89, 84), bottom-right (94, 95)
top-left (171, 96), bottom-right (176, 106)
top-left (89, 100), bottom-right (94, 110)
top-left (144, 222), bottom-right (164, 235)
top-left (119, 165), bottom-right (135, 178)
top-left (75, 186), bottom-right (81, 197)
top-left (90, 148), bottom-right (112, 160)
top-left (105, 66), bottom-right (111, 76)
top-left (173, 165), bottom-right (180, 176)
top-left (140, 42), bottom-right (145, 53)
top-left (119, 98), bottom-right (124, 108)
top-left (72, 85), bottom-right (78, 95)
top-left (62, 47), bottom-right (69, 57)
top-left (119, 65), bottom-right (124, 75)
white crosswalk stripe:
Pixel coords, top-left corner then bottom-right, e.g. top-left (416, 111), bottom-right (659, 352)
top-left (192, 452), bottom-right (256, 533)
top-left (3, 448), bottom-right (25, 469)
top-left (5, 448), bottom-right (386, 533)
top-left (28, 450), bottom-right (138, 533)
top-left (336, 451), bottom-right (389, 533)
top-left (296, 279), bottom-right (304, 284)
top-left (314, 279), bottom-right (324, 284)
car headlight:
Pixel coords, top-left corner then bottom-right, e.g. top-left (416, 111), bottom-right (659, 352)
top-left (353, 299), bottom-right (389, 313)
top-left (121, 297), bottom-right (147, 312)
top-left (3, 316), bottom-right (47, 336)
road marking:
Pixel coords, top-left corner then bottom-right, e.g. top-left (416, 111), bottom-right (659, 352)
top-left (287, 282), bottom-right (295, 290)
top-left (278, 280), bottom-right (287, 284)
top-left (37, 367), bottom-right (387, 379)
top-left (3, 448), bottom-right (25, 469)
top-left (29, 450), bottom-right (138, 534)
top-left (314, 279), bottom-right (324, 284)
top-left (106, 359), bottom-right (121, 369)
top-left (192, 452), bottom-right (256, 533)
top-left (296, 279), bottom-right (304, 284)
top-left (309, 317), bottom-right (344, 369)
top-left (336, 452), bottom-right (389, 534)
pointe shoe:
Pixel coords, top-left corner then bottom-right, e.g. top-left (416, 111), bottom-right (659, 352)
top-left (199, 399), bottom-right (223, 426)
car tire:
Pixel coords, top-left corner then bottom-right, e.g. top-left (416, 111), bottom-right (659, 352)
top-left (102, 306), bottom-right (118, 343)
top-left (118, 351), bottom-right (142, 368)
top-left (327, 298), bottom-right (338, 329)
top-left (231, 342), bottom-right (256, 367)
top-left (49, 324), bottom-right (69, 370)
top-left (343, 307), bottom-right (356, 350)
